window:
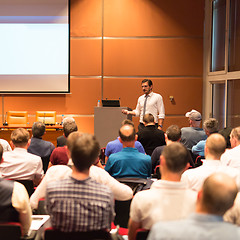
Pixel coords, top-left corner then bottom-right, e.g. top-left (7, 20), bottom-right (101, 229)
top-left (212, 83), bottom-right (225, 129)
top-left (204, 0), bottom-right (240, 128)
top-left (210, 0), bottom-right (226, 72)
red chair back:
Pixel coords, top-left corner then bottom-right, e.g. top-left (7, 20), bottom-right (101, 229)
top-left (44, 227), bottom-right (112, 240)
top-left (0, 222), bottom-right (22, 240)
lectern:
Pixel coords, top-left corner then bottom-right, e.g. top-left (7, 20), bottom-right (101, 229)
top-left (94, 107), bottom-right (131, 148)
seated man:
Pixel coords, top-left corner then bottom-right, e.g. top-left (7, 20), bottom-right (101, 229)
top-left (128, 143), bottom-right (197, 240)
top-left (0, 144), bottom-right (32, 236)
top-left (181, 134), bottom-right (240, 191)
top-left (0, 138), bottom-right (12, 152)
top-left (46, 133), bottom-right (114, 232)
top-left (221, 126), bottom-right (240, 170)
top-left (30, 131), bottom-right (133, 209)
top-left (48, 121), bottom-right (78, 168)
top-left (0, 128), bottom-right (43, 185)
top-left (192, 118), bottom-right (218, 157)
top-left (151, 125), bottom-right (181, 173)
top-left (148, 173), bottom-right (240, 240)
top-left (57, 117), bottom-right (75, 147)
top-left (105, 124), bottom-right (151, 179)
top-left (137, 113), bottom-right (165, 156)
top-left (105, 119), bottom-right (145, 162)
top-left (180, 109), bottom-right (207, 150)
top-left (28, 121), bottom-right (55, 173)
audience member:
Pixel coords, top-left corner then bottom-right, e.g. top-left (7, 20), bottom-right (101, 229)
top-left (180, 109), bottom-right (207, 150)
top-left (128, 143), bottom-right (197, 240)
top-left (0, 128), bottom-right (43, 185)
top-left (0, 144), bottom-right (32, 236)
top-left (182, 133), bottom-right (240, 191)
top-left (105, 119), bottom-right (145, 162)
top-left (28, 121), bottom-right (55, 173)
top-left (48, 121), bottom-right (78, 168)
top-left (57, 117), bottom-right (75, 147)
top-left (221, 126), bottom-right (240, 170)
top-left (148, 173), bottom-right (240, 240)
top-left (105, 124), bottom-right (151, 179)
top-left (46, 133), bottom-right (114, 232)
top-left (192, 118), bottom-right (218, 157)
top-left (137, 113), bottom-right (165, 156)
top-left (30, 132), bottom-right (133, 209)
top-left (151, 125), bottom-right (181, 173)
top-left (0, 138), bottom-right (12, 152)
top-left (219, 127), bottom-right (232, 148)
top-left (224, 192), bottom-right (240, 226)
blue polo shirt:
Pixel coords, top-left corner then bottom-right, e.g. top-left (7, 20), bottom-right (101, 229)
top-left (104, 147), bottom-right (151, 179)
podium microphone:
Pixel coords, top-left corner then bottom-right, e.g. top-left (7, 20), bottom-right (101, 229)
top-left (3, 112), bottom-right (8, 126)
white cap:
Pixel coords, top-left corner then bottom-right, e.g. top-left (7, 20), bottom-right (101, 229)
top-left (185, 109), bottom-right (202, 121)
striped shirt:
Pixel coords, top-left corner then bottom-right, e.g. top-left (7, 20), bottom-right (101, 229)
top-left (46, 176), bottom-right (114, 232)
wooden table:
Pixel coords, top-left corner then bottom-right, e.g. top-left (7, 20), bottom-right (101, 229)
top-left (0, 125), bottom-right (63, 147)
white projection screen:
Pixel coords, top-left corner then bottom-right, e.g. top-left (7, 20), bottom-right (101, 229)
top-left (0, 0), bottom-right (70, 93)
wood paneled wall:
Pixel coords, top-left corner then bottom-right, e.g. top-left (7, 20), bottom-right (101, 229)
top-left (1, 0), bottom-right (204, 135)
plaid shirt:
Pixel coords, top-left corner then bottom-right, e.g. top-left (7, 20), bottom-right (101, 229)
top-left (46, 176), bottom-right (114, 232)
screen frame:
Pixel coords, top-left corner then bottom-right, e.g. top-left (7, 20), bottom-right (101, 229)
top-left (0, 0), bottom-right (70, 94)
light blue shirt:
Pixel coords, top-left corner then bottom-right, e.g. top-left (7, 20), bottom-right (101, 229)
top-left (148, 213), bottom-right (240, 240)
top-left (192, 139), bottom-right (206, 157)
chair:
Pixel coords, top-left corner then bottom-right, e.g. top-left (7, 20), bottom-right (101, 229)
top-left (116, 178), bottom-right (153, 195)
top-left (36, 198), bottom-right (48, 215)
top-left (35, 111), bottom-right (56, 125)
top-left (154, 165), bottom-right (161, 179)
top-left (7, 111), bottom-right (28, 125)
top-left (114, 199), bottom-right (132, 228)
top-left (114, 178), bottom-right (153, 228)
top-left (100, 147), bottom-right (106, 165)
top-left (41, 156), bottom-right (50, 173)
top-left (44, 228), bottom-right (112, 240)
top-left (15, 180), bottom-right (34, 197)
top-left (0, 222), bottom-right (22, 240)
top-left (136, 229), bottom-right (149, 240)
top-left (195, 155), bottom-right (204, 167)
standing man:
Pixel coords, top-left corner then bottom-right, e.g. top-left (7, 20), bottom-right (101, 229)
top-left (122, 79), bottom-right (165, 131)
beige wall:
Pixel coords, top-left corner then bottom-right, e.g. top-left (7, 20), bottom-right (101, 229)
top-left (0, 0), bottom-right (205, 134)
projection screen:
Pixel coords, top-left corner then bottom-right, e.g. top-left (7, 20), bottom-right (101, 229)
top-left (0, 0), bottom-right (70, 93)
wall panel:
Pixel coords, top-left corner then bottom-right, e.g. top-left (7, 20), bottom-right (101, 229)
top-left (104, 0), bottom-right (204, 37)
top-left (70, 39), bottom-right (102, 76)
top-left (70, 0), bottom-right (102, 37)
top-left (104, 38), bottom-right (203, 76)
top-left (65, 77), bottom-right (101, 114)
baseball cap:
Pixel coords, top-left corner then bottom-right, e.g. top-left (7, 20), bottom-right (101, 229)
top-left (185, 109), bottom-right (202, 121)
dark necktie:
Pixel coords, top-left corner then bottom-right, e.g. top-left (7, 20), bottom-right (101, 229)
top-left (143, 95), bottom-right (149, 117)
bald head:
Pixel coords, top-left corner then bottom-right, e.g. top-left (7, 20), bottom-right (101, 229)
top-left (200, 173), bottom-right (238, 216)
top-left (119, 124), bottom-right (136, 142)
top-left (205, 133), bottom-right (226, 160)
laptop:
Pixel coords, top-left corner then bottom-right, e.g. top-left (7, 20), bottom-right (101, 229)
top-left (102, 99), bottom-right (120, 107)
